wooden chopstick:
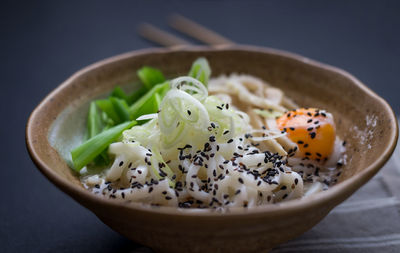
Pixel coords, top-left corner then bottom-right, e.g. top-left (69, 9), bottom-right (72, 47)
top-left (138, 23), bottom-right (192, 47)
top-left (168, 14), bottom-right (234, 45)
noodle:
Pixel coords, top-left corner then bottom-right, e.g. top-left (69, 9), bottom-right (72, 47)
top-left (81, 73), bottom-right (345, 210)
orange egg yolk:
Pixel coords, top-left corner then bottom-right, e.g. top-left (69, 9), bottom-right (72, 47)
top-left (276, 108), bottom-right (336, 162)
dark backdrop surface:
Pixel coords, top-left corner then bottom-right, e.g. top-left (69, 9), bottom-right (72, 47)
top-left (1, 1), bottom-right (399, 252)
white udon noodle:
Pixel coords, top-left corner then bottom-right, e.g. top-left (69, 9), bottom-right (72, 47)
top-left (83, 74), bottom-right (342, 210)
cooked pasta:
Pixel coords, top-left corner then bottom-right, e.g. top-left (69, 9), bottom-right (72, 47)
top-left (80, 69), bottom-right (345, 210)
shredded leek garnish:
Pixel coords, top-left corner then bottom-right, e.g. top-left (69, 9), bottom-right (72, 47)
top-left (188, 57), bottom-right (211, 87)
top-left (137, 66), bottom-right (165, 89)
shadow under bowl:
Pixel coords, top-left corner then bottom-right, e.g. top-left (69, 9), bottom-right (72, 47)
top-left (26, 45), bottom-right (398, 253)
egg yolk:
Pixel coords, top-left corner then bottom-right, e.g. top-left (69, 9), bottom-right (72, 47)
top-left (276, 108), bottom-right (336, 162)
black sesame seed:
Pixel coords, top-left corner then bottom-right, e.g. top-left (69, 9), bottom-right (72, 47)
top-left (227, 139), bottom-right (234, 143)
top-left (282, 194), bottom-right (288, 199)
top-left (187, 110), bottom-right (191, 115)
top-left (119, 161), bottom-right (124, 167)
top-left (281, 185), bottom-right (287, 190)
top-left (238, 178), bottom-right (244, 184)
top-left (310, 132), bottom-right (316, 139)
top-left (295, 178), bottom-right (299, 185)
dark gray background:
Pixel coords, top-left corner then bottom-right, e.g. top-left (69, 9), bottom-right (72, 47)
top-left (1, 0), bottom-right (399, 252)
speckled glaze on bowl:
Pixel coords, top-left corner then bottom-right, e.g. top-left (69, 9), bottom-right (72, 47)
top-left (26, 45), bottom-right (398, 253)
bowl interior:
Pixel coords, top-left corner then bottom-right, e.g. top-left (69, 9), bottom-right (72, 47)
top-left (27, 45), bottom-right (398, 215)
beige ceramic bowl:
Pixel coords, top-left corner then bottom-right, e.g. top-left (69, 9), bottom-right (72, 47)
top-left (26, 45), bottom-right (398, 253)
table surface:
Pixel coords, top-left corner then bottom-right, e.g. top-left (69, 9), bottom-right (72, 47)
top-left (1, 1), bottom-right (399, 252)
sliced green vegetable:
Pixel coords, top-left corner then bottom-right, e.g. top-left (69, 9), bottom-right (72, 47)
top-left (111, 86), bottom-right (129, 102)
top-left (154, 93), bottom-right (162, 110)
top-left (87, 102), bottom-right (112, 166)
top-left (93, 151), bottom-right (110, 166)
top-left (110, 97), bottom-right (131, 122)
top-left (188, 57), bottom-right (211, 87)
top-left (96, 99), bottom-right (119, 124)
top-left (137, 66), bottom-right (165, 90)
top-left (71, 121), bottom-right (137, 171)
top-left (101, 111), bottom-right (114, 130)
top-left (129, 82), bottom-right (170, 120)
top-left (127, 86), bottom-right (147, 104)
top-left (87, 102), bottom-right (102, 139)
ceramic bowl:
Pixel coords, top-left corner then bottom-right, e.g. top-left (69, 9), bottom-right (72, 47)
top-left (26, 45), bottom-right (398, 253)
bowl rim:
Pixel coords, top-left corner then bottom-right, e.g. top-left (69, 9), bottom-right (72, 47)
top-left (26, 44), bottom-right (399, 218)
